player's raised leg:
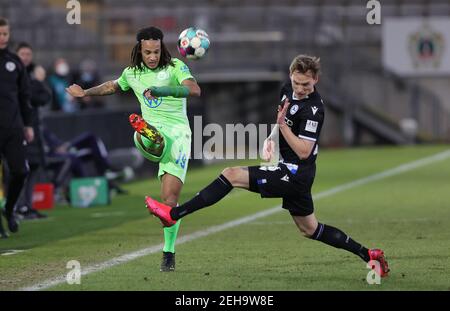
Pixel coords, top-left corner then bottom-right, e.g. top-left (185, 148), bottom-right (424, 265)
top-left (145, 166), bottom-right (248, 224)
top-left (129, 113), bottom-right (165, 158)
top-left (292, 214), bottom-right (389, 277)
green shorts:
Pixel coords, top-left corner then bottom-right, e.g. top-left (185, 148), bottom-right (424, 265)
top-left (133, 123), bottom-right (191, 183)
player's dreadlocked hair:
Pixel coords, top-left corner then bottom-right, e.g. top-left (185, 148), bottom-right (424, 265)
top-left (289, 55), bottom-right (321, 78)
top-left (130, 26), bottom-right (174, 72)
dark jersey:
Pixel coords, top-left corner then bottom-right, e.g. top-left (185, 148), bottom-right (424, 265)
top-left (0, 48), bottom-right (32, 129)
top-left (278, 82), bottom-right (325, 166)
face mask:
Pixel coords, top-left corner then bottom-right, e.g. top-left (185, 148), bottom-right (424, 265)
top-left (55, 63), bottom-right (69, 76)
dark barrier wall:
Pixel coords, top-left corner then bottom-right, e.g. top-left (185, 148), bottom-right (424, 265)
top-left (42, 102), bottom-right (207, 178)
top-left (43, 109), bottom-right (138, 150)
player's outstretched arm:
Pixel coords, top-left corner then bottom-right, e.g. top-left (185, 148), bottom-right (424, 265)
top-left (181, 78), bottom-right (201, 97)
top-left (143, 79), bottom-right (201, 100)
top-left (66, 80), bottom-right (120, 97)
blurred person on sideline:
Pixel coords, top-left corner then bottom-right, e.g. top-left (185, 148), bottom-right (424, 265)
top-left (48, 58), bottom-right (77, 113)
top-left (14, 46), bottom-right (124, 219)
top-left (42, 127), bottom-right (127, 195)
top-left (14, 42), bottom-right (51, 220)
top-left (0, 18), bottom-right (34, 237)
top-left (73, 59), bottom-right (103, 109)
top-left (10, 126), bottom-right (128, 207)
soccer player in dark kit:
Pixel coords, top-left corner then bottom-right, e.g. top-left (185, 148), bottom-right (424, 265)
top-left (146, 54), bottom-right (389, 277)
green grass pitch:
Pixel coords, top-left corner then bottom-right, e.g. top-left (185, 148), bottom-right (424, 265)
top-left (1, 145), bottom-right (449, 291)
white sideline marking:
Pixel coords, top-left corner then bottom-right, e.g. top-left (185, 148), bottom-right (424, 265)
top-left (1, 250), bottom-right (26, 256)
top-left (90, 211), bottom-right (125, 218)
top-left (20, 149), bottom-right (450, 291)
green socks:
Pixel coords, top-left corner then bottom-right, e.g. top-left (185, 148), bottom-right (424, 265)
top-left (163, 219), bottom-right (181, 253)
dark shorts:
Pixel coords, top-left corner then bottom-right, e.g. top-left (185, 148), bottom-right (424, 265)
top-left (248, 162), bottom-right (316, 216)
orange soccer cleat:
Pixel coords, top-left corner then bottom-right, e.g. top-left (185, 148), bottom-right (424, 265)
top-left (129, 113), bottom-right (164, 145)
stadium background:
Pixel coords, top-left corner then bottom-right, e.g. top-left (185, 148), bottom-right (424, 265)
top-left (1, 0), bottom-right (450, 291)
top-left (3, 0), bottom-right (450, 160)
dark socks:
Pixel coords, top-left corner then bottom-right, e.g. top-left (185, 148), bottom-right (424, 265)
top-left (311, 223), bottom-right (370, 262)
top-left (170, 174), bottom-right (233, 220)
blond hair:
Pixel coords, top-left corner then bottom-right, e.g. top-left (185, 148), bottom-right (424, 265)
top-left (289, 54), bottom-right (321, 77)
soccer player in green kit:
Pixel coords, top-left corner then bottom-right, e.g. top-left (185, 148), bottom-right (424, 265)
top-left (66, 27), bottom-right (201, 272)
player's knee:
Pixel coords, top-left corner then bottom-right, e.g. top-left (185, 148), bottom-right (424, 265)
top-left (298, 224), bottom-right (316, 238)
top-left (221, 167), bottom-right (239, 185)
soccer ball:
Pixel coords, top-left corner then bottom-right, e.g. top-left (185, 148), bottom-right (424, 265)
top-left (177, 27), bottom-right (210, 60)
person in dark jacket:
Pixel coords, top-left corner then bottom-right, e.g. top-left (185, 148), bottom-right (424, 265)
top-left (0, 18), bottom-right (34, 236)
top-left (15, 42), bottom-right (51, 220)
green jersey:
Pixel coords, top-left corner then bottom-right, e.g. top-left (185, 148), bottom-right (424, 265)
top-left (116, 58), bottom-right (194, 127)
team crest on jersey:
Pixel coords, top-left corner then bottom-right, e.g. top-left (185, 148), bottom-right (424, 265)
top-left (290, 104), bottom-right (299, 115)
top-left (5, 61), bottom-right (16, 72)
top-left (157, 71), bottom-right (169, 80)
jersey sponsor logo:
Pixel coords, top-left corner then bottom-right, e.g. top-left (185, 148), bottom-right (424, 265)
top-left (157, 71), bottom-right (169, 80)
top-left (311, 106), bottom-right (318, 115)
top-left (290, 104), bottom-right (299, 115)
top-left (280, 174), bottom-right (290, 182)
top-left (259, 166), bottom-right (280, 172)
top-left (5, 61), bottom-right (16, 72)
top-left (305, 120), bottom-right (318, 133)
top-left (143, 95), bottom-right (163, 108)
top-left (284, 117), bottom-right (293, 127)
